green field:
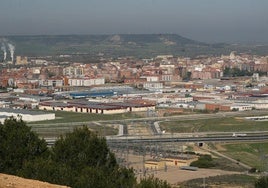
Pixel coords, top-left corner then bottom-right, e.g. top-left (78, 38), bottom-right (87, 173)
top-left (28, 110), bottom-right (142, 137)
top-left (31, 123), bottom-right (118, 138)
top-left (28, 110), bottom-right (142, 124)
top-left (217, 142), bottom-right (268, 171)
top-left (178, 174), bottom-right (256, 188)
top-left (160, 117), bottom-right (268, 133)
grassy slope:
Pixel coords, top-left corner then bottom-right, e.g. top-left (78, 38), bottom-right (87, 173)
top-left (218, 142), bottom-right (268, 170)
top-left (178, 174), bottom-right (256, 188)
top-left (28, 110), bottom-right (142, 137)
top-left (160, 117), bottom-right (268, 133)
top-left (161, 116), bottom-right (268, 172)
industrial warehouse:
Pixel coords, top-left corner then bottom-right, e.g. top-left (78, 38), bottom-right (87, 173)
top-left (0, 108), bottom-right (55, 123)
top-left (39, 100), bottom-right (156, 114)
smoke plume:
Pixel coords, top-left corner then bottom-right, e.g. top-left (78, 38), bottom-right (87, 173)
top-left (1, 43), bottom-right (7, 61)
top-left (8, 43), bottom-right (15, 63)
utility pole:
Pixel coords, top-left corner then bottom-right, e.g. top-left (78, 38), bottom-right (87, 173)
top-left (203, 177), bottom-right (206, 188)
top-left (126, 134), bottom-right (129, 168)
top-left (143, 150), bottom-right (146, 177)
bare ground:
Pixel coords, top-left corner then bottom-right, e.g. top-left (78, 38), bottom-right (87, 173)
top-left (0, 173), bottom-right (69, 188)
top-left (152, 167), bottom-right (241, 185)
top-left (122, 153), bottom-right (241, 185)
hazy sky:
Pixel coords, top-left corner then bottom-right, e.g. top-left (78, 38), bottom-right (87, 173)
top-left (0, 0), bottom-right (267, 43)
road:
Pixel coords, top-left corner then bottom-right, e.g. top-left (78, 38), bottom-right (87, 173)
top-left (45, 133), bottom-right (268, 146)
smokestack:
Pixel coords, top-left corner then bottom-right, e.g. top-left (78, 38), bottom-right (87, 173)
top-left (1, 43), bottom-right (7, 61)
top-left (8, 43), bottom-right (15, 63)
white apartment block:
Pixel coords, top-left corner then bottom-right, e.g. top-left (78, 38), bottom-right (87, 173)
top-left (143, 82), bottom-right (163, 90)
top-left (40, 79), bottom-right (64, 87)
top-left (63, 66), bottom-right (84, 77)
top-left (160, 74), bottom-right (172, 82)
top-left (141, 76), bottom-right (159, 82)
top-left (68, 78), bottom-right (105, 86)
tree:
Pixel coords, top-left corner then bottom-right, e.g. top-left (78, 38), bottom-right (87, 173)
top-left (0, 116), bottom-right (48, 175)
top-left (18, 126), bottom-right (136, 187)
top-left (223, 67), bottom-right (252, 77)
top-left (74, 166), bottom-right (136, 188)
top-left (1, 120), bottom-right (172, 188)
top-left (137, 176), bottom-right (171, 188)
top-left (183, 72), bottom-right (192, 81)
top-left (52, 126), bottom-right (116, 170)
top-left (19, 158), bottom-right (73, 186)
top-left (50, 126), bottom-right (136, 188)
top-left (190, 154), bottom-right (216, 168)
top-left (255, 176), bottom-right (268, 188)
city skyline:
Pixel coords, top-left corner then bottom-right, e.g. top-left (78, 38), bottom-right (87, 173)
top-left (0, 0), bottom-right (268, 44)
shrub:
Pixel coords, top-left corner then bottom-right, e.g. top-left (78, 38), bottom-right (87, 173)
top-left (190, 155), bottom-right (216, 168)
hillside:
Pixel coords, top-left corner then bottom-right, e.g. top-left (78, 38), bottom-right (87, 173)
top-left (0, 173), bottom-right (69, 188)
top-left (1, 34), bottom-right (268, 60)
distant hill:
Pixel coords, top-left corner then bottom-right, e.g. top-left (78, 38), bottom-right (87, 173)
top-left (1, 34), bottom-right (268, 60)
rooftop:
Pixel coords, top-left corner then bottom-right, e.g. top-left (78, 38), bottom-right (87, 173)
top-left (0, 108), bottom-right (54, 115)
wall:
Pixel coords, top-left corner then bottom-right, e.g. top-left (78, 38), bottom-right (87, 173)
top-left (0, 111), bottom-right (55, 122)
top-left (205, 103), bottom-right (230, 111)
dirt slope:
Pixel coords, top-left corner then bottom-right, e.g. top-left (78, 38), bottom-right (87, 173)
top-left (0, 173), bottom-right (70, 188)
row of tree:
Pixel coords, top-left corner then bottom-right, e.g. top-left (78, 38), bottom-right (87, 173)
top-left (0, 117), bottom-right (170, 188)
top-left (223, 67), bottom-right (252, 77)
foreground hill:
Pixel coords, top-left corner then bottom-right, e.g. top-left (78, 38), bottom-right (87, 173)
top-left (0, 173), bottom-right (69, 188)
top-left (1, 34), bottom-right (268, 60)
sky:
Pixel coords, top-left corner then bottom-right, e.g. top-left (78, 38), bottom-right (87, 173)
top-left (0, 0), bottom-right (268, 44)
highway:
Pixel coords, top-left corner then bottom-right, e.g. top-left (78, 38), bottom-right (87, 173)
top-left (45, 133), bottom-right (268, 146)
top-left (107, 134), bottom-right (268, 143)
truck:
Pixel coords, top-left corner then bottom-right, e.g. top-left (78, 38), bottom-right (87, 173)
top-left (232, 133), bottom-right (247, 137)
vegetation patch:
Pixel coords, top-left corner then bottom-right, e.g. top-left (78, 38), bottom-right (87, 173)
top-left (0, 117), bottom-right (172, 188)
top-left (190, 155), bottom-right (216, 168)
top-left (212, 156), bottom-right (248, 172)
top-left (160, 117), bottom-right (268, 133)
top-left (216, 142), bottom-right (268, 171)
top-left (28, 111), bottom-right (142, 124)
top-left (28, 111), bottom-right (142, 137)
top-left (31, 124), bottom-right (118, 138)
top-left (178, 174), bottom-right (256, 188)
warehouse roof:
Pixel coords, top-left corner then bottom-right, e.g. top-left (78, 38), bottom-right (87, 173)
top-left (0, 108), bottom-right (54, 115)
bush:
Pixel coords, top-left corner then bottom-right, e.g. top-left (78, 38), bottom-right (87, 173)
top-left (137, 176), bottom-right (171, 188)
top-left (190, 155), bottom-right (216, 168)
top-left (255, 176), bottom-right (268, 188)
top-left (249, 168), bottom-right (257, 173)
